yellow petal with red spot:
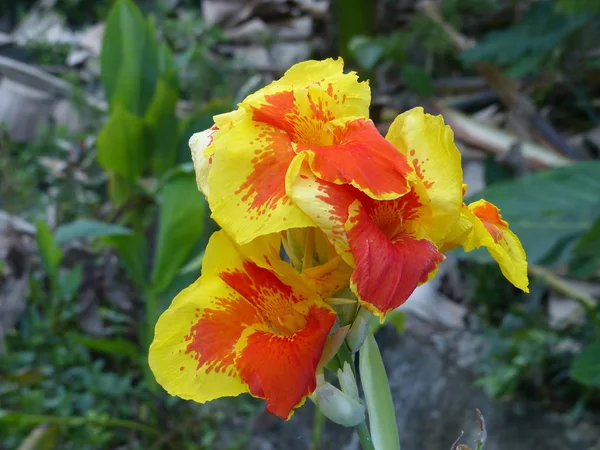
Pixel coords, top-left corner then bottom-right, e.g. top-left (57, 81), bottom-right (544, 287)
top-left (301, 255), bottom-right (353, 298)
top-left (241, 58), bottom-right (370, 123)
top-left (385, 107), bottom-right (463, 245)
top-left (149, 275), bottom-right (252, 403)
top-left (207, 117), bottom-right (314, 244)
top-left (438, 204), bottom-right (475, 253)
top-left (463, 200), bottom-right (529, 292)
top-left (287, 158), bottom-right (356, 266)
top-left (150, 230), bottom-right (337, 420)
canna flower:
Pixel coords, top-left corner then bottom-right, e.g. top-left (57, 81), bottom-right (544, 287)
top-left (289, 107), bottom-right (463, 317)
top-left (149, 230), bottom-right (343, 419)
top-left (188, 59), bottom-right (528, 320)
top-left (190, 58), bottom-right (415, 246)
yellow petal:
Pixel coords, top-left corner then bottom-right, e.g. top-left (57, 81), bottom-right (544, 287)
top-left (241, 58), bottom-right (371, 123)
top-left (385, 107), bottom-right (463, 245)
top-left (287, 157), bottom-right (356, 266)
top-left (149, 274), bottom-right (251, 403)
top-left (464, 200), bottom-right (529, 292)
top-left (207, 117), bottom-right (314, 244)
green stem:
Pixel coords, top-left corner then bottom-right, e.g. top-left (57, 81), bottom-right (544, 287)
top-left (359, 333), bottom-right (400, 450)
top-left (355, 421), bottom-right (376, 450)
top-left (310, 408), bottom-right (326, 450)
top-left (3, 412), bottom-right (158, 435)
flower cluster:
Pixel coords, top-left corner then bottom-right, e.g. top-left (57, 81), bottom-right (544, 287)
top-left (149, 59), bottom-right (528, 421)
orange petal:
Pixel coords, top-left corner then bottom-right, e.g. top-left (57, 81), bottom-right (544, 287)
top-left (300, 118), bottom-right (414, 200)
top-left (346, 199), bottom-right (444, 317)
top-left (235, 302), bottom-right (336, 419)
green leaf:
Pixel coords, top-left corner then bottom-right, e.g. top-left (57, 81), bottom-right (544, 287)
top-left (466, 161), bottom-right (600, 264)
top-left (359, 333), bottom-right (400, 450)
top-left (144, 78), bottom-right (179, 176)
top-left (71, 335), bottom-right (139, 359)
top-left (100, 0), bottom-right (160, 116)
top-left (97, 104), bottom-right (147, 179)
top-left (400, 64), bottom-right (434, 97)
top-left (569, 216), bottom-right (600, 277)
top-left (103, 233), bottom-right (148, 289)
top-left (571, 339), bottom-right (600, 387)
top-left (58, 264), bottom-right (83, 299)
top-left (348, 36), bottom-right (384, 71)
top-left (54, 219), bottom-right (132, 245)
top-left (151, 173), bottom-right (206, 293)
top-left (461, 1), bottom-right (590, 75)
top-left (35, 220), bottom-right (62, 284)
top-left (334, 0), bottom-right (374, 60)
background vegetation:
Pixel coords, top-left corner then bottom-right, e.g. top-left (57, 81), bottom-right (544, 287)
top-left (1, 0), bottom-right (600, 448)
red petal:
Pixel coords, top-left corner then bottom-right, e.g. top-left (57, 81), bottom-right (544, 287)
top-left (236, 304), bottom-right (336, 419)
top-left (347, 202), bottom-right (444, 316)
top-left (301, 119), bottom-right (413, 199)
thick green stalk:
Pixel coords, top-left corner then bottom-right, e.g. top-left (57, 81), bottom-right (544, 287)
top-left (359, 333), bottom-right (400, 450)
top-left (310, 409), bottom-right (326, 450)
top-left (355, 421), bottom-right (376, 450)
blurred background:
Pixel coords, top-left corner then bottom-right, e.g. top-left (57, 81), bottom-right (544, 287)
top-left (1, 0), bottom-right (600, 449)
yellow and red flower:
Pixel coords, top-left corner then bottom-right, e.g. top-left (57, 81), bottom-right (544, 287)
top-left (149, 231), bottom-right (339, 419)
top-left (190, 58), bottom-right (415, 246)
top-left (288, 107), bottom-right (465, 317)
top-left (153, 58), bottom-right (531, 420)
top-left (189, 59), bottom-right (529, 318)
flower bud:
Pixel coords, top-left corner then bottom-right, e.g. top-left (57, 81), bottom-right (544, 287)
top-left (346, 307), bottom-right (374, 353)
top-left (311, 369), bottom-right (365, 428)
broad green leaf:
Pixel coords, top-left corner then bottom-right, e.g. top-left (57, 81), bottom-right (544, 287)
top-left (461, 1), bottom-right (590, 75)
top-left (97, 104), bottom-right (147, 179)
top-left (144, 78), bottom-right (179, 176)
top-left (569, 216), bottom-right (600, 277)
top-left (100, 0), bottom-right (159, 115)
top-left (151, 173), bottom-right (206, 293)
top-left (71, 335), bottom-right (139, 359)
top-left (466, 161), bottom-right (600, 265)
top-left (571, 339), bottom-right (600, 387)
top-left (103, 233), bottom-right (148, 289)
top-left (35, 220), bottom-right (62, 284)
top-left (54, 219), bottom-right (132, 245)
